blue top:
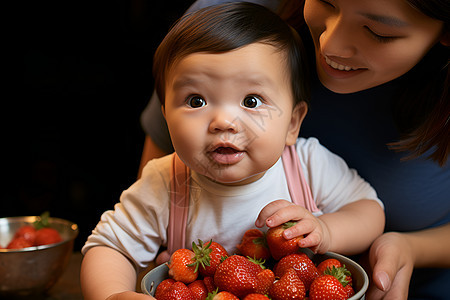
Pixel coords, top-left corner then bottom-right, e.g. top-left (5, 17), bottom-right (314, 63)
top-left (300, 78), bottom-right (450, 299)
top-left (141, 0), bottom-right (450, 298)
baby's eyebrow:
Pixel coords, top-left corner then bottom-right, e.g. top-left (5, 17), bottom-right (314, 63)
top-left (360, 13), bottom-right (408, 27)
top-left (172, 76), bottom-right (200, 90)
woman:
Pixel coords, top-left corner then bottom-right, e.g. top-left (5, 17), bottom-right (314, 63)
top-left (139, 0), bottom-right (450, 299)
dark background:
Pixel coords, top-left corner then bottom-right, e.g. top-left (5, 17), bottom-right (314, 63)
top-left (4, 0), bottom-right (195, 250)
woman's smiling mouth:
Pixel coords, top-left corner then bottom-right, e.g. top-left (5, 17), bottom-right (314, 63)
top-left (325, 56), bottom-right (357, 71)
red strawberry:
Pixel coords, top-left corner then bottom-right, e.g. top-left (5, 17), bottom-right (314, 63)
top-left (13, 225), bottom-right (37, 244)
top-left (161, 281), bottom-right (195, 300)
top-left (7, 236), bottom-right (34, 249)
top-left (344, 284), bottom-right (355, 298)
top-left (309, 275), bottom-right (347, 300)
top-left (237, 229), bottom-right (271, 261)
top-left (203, 276), bottom-right (217, 294)
top-left (214, 255), bottom-right (264, 298)
top-left (255, 268), bottom-right (275, 294)
top-left (35, 227), bottom-right (62, 246)
top-left (243, 294), bottom-right (270, 300)
top-left (155, 278), bottom-right (176, 299)
top-left (190, 240), bottom-right (229, 277)
top-left (168, 248), bottom-right (198, 283)
top-left (266, 221), bottom-right (303, 260)
top-left (274, 253), bottom-right (319, 290)
top-left (269, 268), bottom-right (306, 300)
top-left (207, 291), bottom-right (240, 300)
top-left (317, 258), bottom-right (342, 274)
top-left (188, 279), bottom-right (208, 300)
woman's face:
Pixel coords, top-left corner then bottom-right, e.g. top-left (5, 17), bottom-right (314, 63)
top-left (304, 0), bottom-right (445, 93)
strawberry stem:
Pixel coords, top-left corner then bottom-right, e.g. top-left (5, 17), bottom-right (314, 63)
top-left (187, 239), bottom-right (213, 273)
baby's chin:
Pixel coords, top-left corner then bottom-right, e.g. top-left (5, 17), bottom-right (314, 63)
top-left (201, 170), bottom-right (266, 186)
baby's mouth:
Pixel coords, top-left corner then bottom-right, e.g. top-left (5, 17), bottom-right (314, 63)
top-left (209, 146), bottom-right (245, 165)
top-left (214, 147), bottom-right (240, 155)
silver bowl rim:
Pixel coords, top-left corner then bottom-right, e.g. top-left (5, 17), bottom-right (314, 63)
top-left (0, 216), bottom-right (79, 253)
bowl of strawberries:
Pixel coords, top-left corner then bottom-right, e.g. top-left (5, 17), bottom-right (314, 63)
top-left (141, 225), bottom-right (369, 300)
top-left (0, 213), bottom-right (79, 297)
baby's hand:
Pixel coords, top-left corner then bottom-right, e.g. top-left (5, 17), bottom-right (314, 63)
top-left (255, 199), bottom-right (331, 253)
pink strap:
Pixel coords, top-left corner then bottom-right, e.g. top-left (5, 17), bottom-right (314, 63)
top-left (281, 145), bottom-right (319, 212)
top-left (156, 154), bottom-right (190, 265)
top-left (167, 153), bottom-right (191, 253)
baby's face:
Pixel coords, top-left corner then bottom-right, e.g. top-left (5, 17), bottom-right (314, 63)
top-left (163, 43), bottom-right (302, 185)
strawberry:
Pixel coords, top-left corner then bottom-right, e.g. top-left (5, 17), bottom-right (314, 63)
top-left (7, 236), bottom-right (34, 249)
top-left (274, 253), bottom-right (319, 290)
top-left (214, 255), bottom-right (264, 298)
top-left (168, 248), bottom-right (198, 283)
top-left (206, 291), bottom-right (240, 300)
top-left (255, 268), bottom-right (275, 295)
top-left (188, 279), bottom-right (208, 300)
top-left (242, 294), bottom-right (270, 300)
top-left (203, 276), bottom-right (217, 294)
top-left (13, 225), bottom-right (37, 244)
top-left (155, 278), bottom-right (176, 299)
top-left (324, 265), bottom-right (352, 286)
top-left (269, 268), bottom-right (306, 300)
top-left (266, 221), bottom-right (303, 260)
top-left (344, 284), bottom-right (355, 298)
top-left (237, 229), bottom-right (271, 261)
top-left (161, 281), bottom-right (195, 300)
top-left (309, 275), bottom-right (347, 300)
top-left (35, 227), bottom-right (62, 246)
top-left (317, 258), bottom-right (342, 274)
top-left (190, 240), bottom-right (229, 277)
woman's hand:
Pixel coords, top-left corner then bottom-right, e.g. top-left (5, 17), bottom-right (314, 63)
top-left (255, 199), bottom-right (331, 253)
top-left (366, 232), bottom-right (414, 300)
top-left (106, 291), bottom-right (156, 300)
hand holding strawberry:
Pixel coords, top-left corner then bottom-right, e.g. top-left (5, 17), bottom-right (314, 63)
top-left (266, 222), bottom-right (303, 260)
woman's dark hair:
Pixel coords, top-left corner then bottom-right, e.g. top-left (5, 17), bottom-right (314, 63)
top-left (153, 2), bottom-right (310, 108)
top-left (278, 0), bottom-right (449, 166)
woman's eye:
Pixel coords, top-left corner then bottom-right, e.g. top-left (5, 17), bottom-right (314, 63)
top-left (242, 95), bottom-right (263, 108)
top-left (365, 26), bottom-right (398, 43)
top-left (318, 0), bottom-right (335, 8)
top-left (187, 95), bottom-right (206, 108)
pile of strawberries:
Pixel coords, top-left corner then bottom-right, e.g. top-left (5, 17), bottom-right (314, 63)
top-left (0, 212), bottom-right (62, 249)
top-left (155, 222), bottom-right (356, 300)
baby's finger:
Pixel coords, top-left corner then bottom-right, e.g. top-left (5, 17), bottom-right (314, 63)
top-left (255, 200), bottom-right (292, 227)
top-left (283, 218), bottom-right (315, 239)
top-left (264, 203), bottom-right (310, 228)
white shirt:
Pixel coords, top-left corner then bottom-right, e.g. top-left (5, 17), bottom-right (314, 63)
top-left (82, 137), bottom-right (382, 269)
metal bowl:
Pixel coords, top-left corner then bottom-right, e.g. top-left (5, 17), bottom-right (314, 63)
top-left (0, 216), bottom-right (79, 297)
top-left (141, 249), bottom-right (368, 299)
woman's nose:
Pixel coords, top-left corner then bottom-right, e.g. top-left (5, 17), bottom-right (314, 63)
top-left (320, 16), bottom-right (356, 58)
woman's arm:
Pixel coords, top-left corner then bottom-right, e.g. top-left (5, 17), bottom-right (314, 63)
top-left (81, 246), bottom-right (155, 300)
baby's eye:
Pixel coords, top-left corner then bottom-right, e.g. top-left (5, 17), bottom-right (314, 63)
top-left (186, 95), bottom-right (206, 108)
top-left (242, 95), bottom-right (263, 108)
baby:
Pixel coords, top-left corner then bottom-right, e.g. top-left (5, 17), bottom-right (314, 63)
top-left (81, 3), bottom-right (384, 299)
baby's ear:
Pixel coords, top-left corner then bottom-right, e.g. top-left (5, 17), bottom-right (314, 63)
top-left (285, 102), bottom-right (308, 146)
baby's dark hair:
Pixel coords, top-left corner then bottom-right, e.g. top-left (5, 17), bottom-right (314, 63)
top-left (153, 2), bottom-right (310, 107)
